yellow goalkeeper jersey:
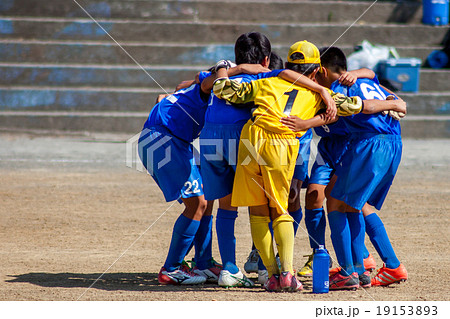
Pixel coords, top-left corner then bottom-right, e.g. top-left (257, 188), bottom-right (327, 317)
top-left (213, 75), bottom-right (362, 137)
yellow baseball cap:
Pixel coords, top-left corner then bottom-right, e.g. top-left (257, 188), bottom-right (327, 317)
top-left (287, 40), bottom-right (321, 65)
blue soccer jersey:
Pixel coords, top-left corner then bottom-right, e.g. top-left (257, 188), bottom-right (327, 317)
top-left (313, 117), bottom-right (350, 138)
top-left (144, 71), bottom-right (210, 143)
top-left (204, 69), bottom-right (283, 125)
top-left (331, 76), bottom-right (401, 135)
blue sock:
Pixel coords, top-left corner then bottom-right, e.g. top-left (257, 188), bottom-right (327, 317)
top-left (289, 207), bottom-right (303, 236)
top-left (363, 243), bottom-right (370, 259)
top-left (365, 213), bottom-right (400, 269)
top-left (305, 208), bottom-right (326, 249)
top-left (347, 212), bottom-right (366, 275)
top-left (216, 208), bottom-right (239, 274)
top-left (328, 210), bottom-right (354, 276)
top-left (194, 215), bottom-right (213, 270)
top-left (164, 214), bottom-right (200, 272)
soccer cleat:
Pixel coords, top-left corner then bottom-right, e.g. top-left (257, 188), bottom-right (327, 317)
top-left (329, 266), bottom-right (341, 276)
top-left (193, 259), bottom-right (223, 283)
top-left (264, 274), bottom-right (281, 292)
top-left (244, 249), bottom-right (260, 274)
top-left (371, 263), bottom-right (408, 286)
top-left (329, 272), bottom-right (359, 290)
top-left (258, 269), bottom-right (269, 285)
top-left (158, 266), bottom-right (206, 285)
top-left (359, 271), bottom-right (372, 288)
top-left (279, 271), bottom-right (303, 292)
top-left (364, 253), bottom-right (377, 272)
top-left (297, 254), bottom-right (313, 277)
top-left (180, 260), bottom-right (193, 272)
top-left (218, 269), bottom-right (255, 287)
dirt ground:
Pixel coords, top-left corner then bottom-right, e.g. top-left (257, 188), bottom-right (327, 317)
top-left (0, 132), bottom-right (449, 302)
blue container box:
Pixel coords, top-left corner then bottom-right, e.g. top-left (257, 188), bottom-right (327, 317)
top-left (377, 58), bottom-right (421, 92)
top-left (422, 0), bottom-right (449, 26)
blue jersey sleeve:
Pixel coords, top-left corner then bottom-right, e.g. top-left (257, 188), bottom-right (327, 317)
top-left (198, 71), bottom-right (211, 84)
top-left (255, 69), bottom-right (283, 80)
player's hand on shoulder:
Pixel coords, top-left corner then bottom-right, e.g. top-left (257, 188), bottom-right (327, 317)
top-left (382, 95), bottom-right (406, 120)
top-left (211, 60), bottom-right (237, 74)
top-left (238, 63), bottom-right (271, 75)
top-left (338, 71), bottom-right (357, 86)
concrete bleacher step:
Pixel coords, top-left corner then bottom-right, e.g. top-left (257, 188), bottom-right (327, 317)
top-left (0, 63), bottom-right (448, 92)
top-left (0, 63), bottom-right (201, 89)
top-left (1, 18), bottom-right (447, 46)
top-left (0, 40), bottom-right (441, 66)
top-left (1, 0), bottom-right (449, 137)
top-left (0, 86), bottom-right (164, 112)
top-left (0, 0), bottom-right (423, 24)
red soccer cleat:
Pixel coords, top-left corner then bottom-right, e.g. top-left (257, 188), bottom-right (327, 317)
top-left (264, 274), bottom-right (281, 292)
top-left (371, 263), bottom-right (408, 286)
top-left (279, 271), bottom-right (303, 292)
top-left (364, 253), bottom-right (377, 272)
top-left (329, 271), bottom-right (359, 290)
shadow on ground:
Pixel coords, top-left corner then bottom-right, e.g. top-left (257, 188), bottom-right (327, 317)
top-left (5, 272), bottom-right (264, 292)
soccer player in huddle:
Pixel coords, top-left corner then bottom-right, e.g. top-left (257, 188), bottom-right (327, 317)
top-left (199, 33), bottom-right (336, 287)
top-left (283, 47), bottom-right (408, 290)
top-left (317, 47), bottom-right (408, 289)
top-left (138, 71), bottom-right (214, 285)
top-left (282, 67), bottom-right (379, 278)
top-left (212, 40), bottom-right (362, 292)
top-left (199, 32), bottom-right (279, 287)
top-left (138, 62), bottom-right (272, 286)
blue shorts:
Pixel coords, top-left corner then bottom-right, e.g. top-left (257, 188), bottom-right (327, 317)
top-left (308, 136), bottom-right (350, 186)
top-left (292, 129), bottom-right (312, 181)
top-left (331, 133), bottom-right (402, 211)
top-left (138, 126), bottom-right (204, 202)
top-left (199, 123), bottom-right (243, 201)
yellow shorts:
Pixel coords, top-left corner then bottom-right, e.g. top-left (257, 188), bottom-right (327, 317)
top-left (231, 121), bottom-right (299, 215)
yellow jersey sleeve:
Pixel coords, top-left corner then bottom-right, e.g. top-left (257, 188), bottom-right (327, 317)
top-left (331, 92), bottom-right (363, 116)
top-left (213, 77), bottom-right (262, 104)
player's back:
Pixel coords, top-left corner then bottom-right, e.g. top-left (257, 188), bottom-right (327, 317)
top-left (251, 77), bottom-right (324, 137)
top-left (331, 77), bottom-right (401, 136)
top-left (145, 83), bottom-right (208, 143)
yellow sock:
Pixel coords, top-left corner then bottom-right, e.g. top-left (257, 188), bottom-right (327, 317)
top-left (273, 214), bottom-right (295, 275)
top-left (249, 215), bottom-right (279, 277)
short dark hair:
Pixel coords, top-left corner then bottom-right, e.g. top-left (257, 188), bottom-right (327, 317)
top-left (269, 51), bottom-right (283, 70)
top-left (319, 46), bottom-right (347, 73)
top-left (234, 32), bottom-right (272, 65)
top-left (285, 62), bottom-right (320, 76)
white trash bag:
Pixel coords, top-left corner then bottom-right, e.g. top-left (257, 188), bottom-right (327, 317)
top-left (347, 40), bottom-right (399, 71)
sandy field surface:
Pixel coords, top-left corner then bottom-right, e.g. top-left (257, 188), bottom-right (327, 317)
top-left (0, 132), bottom-right (449, 302)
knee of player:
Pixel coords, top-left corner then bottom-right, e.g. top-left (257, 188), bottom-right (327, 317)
top-left (305, 188), bottom-right (324, 209)
top-left (196, 197), bottom-right (208, 213)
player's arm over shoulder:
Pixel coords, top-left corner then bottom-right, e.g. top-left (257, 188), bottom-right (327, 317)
top-left (331, 92), bottom-right (364, 116)
top-left (213, 68), bottom-right (260, 105)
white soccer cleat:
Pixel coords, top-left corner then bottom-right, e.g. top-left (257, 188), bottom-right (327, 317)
top-left (193, 264), bottom-right (222, 283)
top-left (257, 269), bottom-right (269, 285)
top-left (158, 267), bottom-right (206, 285)
top-left (218, 269), bottom-right (255, 287)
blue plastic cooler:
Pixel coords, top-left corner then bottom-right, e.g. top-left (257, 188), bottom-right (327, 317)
top-left (422, 0), bottom-right (449, 26)
top-left (377, 58), bottom-right (421, 92)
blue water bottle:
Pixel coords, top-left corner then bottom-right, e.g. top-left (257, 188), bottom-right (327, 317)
top-left (312, 245), bottom-right (329, 293)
